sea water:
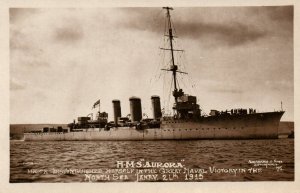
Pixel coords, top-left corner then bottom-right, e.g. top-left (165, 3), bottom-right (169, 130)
top-left (10, 139), bottom-right (294, 182)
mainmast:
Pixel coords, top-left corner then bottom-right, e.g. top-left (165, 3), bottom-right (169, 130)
top-left (162, 7), bottom-right (186, 105)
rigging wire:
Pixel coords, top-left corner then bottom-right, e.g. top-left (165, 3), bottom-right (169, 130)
top-left (166, 75), bottom-right (174, 115)
top-left (153, 8), bottom-right (208, 116)
top-left (149, 8), bottom-right (167, 95)
top-left (165, 9), bottom-right (207, 116)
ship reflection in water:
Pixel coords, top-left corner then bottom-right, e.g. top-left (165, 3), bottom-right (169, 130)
top-left (10, 139), bottom-right (294, 182)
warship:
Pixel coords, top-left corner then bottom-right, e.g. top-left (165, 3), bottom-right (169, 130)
top-left (24, 7), bottom-right (284, 141)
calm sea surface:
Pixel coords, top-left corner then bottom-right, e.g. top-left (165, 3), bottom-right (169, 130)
top-left (10, 139), bottom-right (294, 182)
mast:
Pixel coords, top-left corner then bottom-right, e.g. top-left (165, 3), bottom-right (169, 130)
top-left (162, 7), bottom-right (186, 105)
top-left (164, 7), bottom-right (178, 103)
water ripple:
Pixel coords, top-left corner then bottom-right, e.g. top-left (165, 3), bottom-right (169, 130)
top-left (10, 139), bottom-right (294, 182)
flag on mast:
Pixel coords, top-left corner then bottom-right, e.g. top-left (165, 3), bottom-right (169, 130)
top-left (92, 99), bottom-right (100, 109)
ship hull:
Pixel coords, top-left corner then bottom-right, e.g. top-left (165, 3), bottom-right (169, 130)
top-left (24, 111), bottom-right (284, 141)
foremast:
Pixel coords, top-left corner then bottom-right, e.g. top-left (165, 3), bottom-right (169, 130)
top-left (164, 7), bottom-right (179, 103)
top-left (162, 7), bottom-right (200, 119)
top-left (162, 7), bottom-right (186, 103)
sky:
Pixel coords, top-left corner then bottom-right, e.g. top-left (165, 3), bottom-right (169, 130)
top-left (10, 6), bottom-right (294, 123)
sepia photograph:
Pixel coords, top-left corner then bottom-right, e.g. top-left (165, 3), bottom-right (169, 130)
top-left (8, 5), bottom-right (294, 184)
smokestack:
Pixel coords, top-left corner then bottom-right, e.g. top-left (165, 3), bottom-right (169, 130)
top-left (129, 97), bottom-right (142, 122)
top-left (151, 95), bottom-right (162, 120)
top-left (112, 100), bottom-right (121, 125)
